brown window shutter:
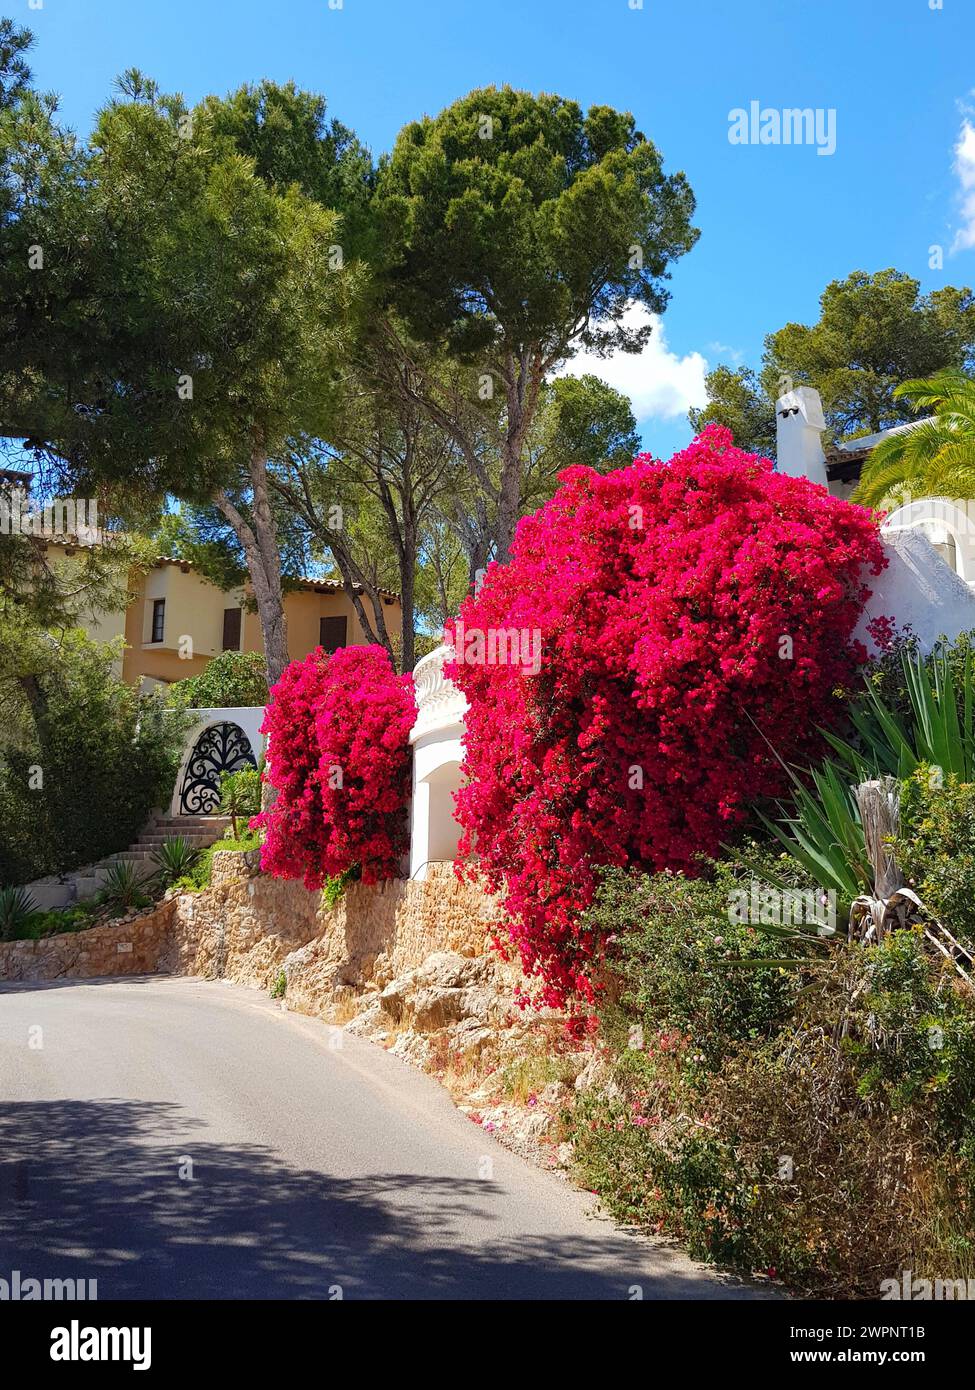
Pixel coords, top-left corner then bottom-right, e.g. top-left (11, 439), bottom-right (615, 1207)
top-left (222, 607), bottom-right (242, 651)
top-left (320, 615), bottom-right (348, 654)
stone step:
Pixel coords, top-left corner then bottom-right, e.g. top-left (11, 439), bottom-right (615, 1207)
top-left (150, 829), bottom-right (229, 838)
top-left (152, 811), bottom-right (230, 822)
top-left (96, 816), bottom-right (237, 878)
top-left (148, 825), bottom-right (230, 837)
top-left (144, 826), bottom-right (228, 836)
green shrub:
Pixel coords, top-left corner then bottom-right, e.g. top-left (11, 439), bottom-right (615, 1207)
top-left (173, 828), bottom-right (261, 892)
top-left (168, 650), bottom-right (269, 710)
top-left (852, 926), bottom-right (975, 1141)
top-left (270, 970), bottom-right (286, 1000)
top-left (0, 631), bottom-right (187, 885)
top-left (899, 768), bottom-right (975, 944)
top-left (322, 869), bottom-right (353, 910)
top-left (27, 902), bottom-right (100, 938)
top-left (570, 1084), bottom-right (754, 1266)
top-left (588, 858), bottom-right (804, 1066)
top-left (568, 870), bottom-right (975, 1296)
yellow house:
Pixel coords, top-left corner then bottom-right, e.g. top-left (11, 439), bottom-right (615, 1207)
top-left (43, 541), bottom-right (401, 691)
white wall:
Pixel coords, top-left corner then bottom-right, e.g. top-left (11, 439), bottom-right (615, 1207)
top-left (410, 728), bottom-right (465, 880)
top-left (857, 528), bottom-right (975, 657)
top-left (408, 644), bottom-right (469, 880)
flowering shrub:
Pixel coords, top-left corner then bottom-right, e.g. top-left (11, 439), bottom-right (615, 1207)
top-left (254, 645), bottom-right (416, 889)
top-left (447, 426), bottom-right (887, 1007)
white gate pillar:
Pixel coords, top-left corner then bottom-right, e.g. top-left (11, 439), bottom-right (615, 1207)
top-left (409, 646), bottom-right (468, 880)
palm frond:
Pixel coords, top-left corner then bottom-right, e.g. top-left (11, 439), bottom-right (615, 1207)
top-left (853, 370), bottom-right (975, 507)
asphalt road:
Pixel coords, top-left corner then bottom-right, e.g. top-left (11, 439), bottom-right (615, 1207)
top-left (0, 976), bottom-right (765, 1300)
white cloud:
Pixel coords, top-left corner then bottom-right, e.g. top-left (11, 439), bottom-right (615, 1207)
top-left (554, 303), bottom-right (709, 422)
top-left (707, 340), bottom-right (744, 365)
top-left (951, 118), bottom-right (975, 253)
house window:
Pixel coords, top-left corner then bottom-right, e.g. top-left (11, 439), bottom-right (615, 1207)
top-left (320, 615), bottom-right (348, 654)
top-left (151, 598), bottom-right (165, 644)
top-left (222, 607), bottom-right (242, 651)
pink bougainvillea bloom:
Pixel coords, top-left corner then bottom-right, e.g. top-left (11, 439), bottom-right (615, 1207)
top-left (446, 426), bottom-right (887, 1011)
top-left (253, 645), bottom-right (416, 890)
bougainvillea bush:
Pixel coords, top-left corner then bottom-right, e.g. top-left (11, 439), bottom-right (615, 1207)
top-left (254, 645), bottom-right (416, 889)
top-left (447, 425), bottom-right (888, 1009)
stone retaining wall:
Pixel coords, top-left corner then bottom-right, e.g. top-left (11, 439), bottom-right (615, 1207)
top-left (167, 855), bottom-right (508, 1007)
top-left (0, 855), bottom-right (510, 1023)
top-left (0, 901), bottom-right (176, 982)
top-left (0, 854), bottom-right (581, 1177)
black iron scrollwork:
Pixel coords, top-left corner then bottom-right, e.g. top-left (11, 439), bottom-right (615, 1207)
top-left (178, 722), bottom-right (257, 815)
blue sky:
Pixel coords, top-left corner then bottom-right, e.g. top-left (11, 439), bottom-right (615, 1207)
top-left (21, 0), bottom-right (975, 457)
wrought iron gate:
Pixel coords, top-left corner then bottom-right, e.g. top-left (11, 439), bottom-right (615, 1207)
top-left (178, 722), bottom-right (257, 815)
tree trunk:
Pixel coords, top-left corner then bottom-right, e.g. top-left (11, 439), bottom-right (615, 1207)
top-left (17, 672), bottom-right (49, 727)
top-left (399, 516), bottom-right (416, 671)
top-left (495, 350), bottom-right (542, 563)
top-left (495, 435), bottom-right (524, 564)
top-left (215, 436), bottom-right (290, 688)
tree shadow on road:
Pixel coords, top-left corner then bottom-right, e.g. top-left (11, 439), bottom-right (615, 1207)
top-left (0, 1099), bottom-right (753, 1300)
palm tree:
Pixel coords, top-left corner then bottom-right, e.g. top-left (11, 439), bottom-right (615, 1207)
top-left (853, 369), bottom-right (975, 509)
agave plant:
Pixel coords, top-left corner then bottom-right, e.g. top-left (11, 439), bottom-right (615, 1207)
top-left (0, 884), bottom-right (36, 942)
top-left (761, 642), bottom-right (975, 901)
top-left (758, 757), bottom-right (871, 907)
top-left (150, 836), bottom-right (200, 889)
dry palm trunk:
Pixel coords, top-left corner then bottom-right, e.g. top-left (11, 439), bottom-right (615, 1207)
top-left (851, 776), bottom-right (972, 983)
top-left (856, 777), bottom-right (902, 904)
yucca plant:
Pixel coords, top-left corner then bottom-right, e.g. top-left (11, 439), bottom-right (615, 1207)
top-left (97, 861), bottom-right (148, 914)
top-left (757, 758), bottom-right (871, 907)
top-left (0, 885), bottom-right (36, 941)
top-left (757, 645), bottom-right (967, 904)
top-left (150, 836), bottom-right (200, 890)
top-left (749, 643), bottom-right (975, 977)
top-left (219, 768), bottom-right (262, 840)
top-left (823, 643), bottom-right (975, 784)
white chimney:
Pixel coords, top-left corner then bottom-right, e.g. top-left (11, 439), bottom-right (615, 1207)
top-left (775, 385), bottom-right (828, 487)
